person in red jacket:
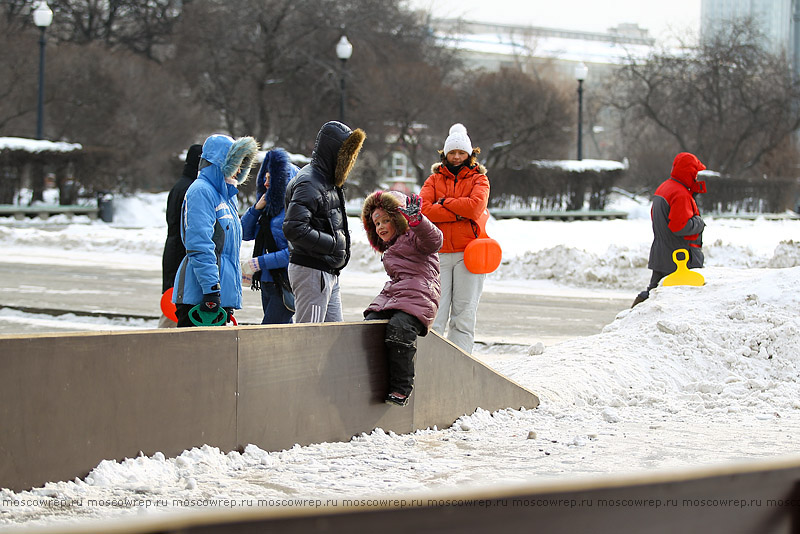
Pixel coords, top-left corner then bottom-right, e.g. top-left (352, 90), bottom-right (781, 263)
top-left (420, 123), bottom-right (490, 353)
top-left (632, 152), bottom-right (707, 307)
top-left (362, 190), bottom-right (443, 406)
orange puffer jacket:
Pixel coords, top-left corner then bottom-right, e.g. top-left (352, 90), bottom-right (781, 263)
top-left (420, 162), bottom-right (490, 253)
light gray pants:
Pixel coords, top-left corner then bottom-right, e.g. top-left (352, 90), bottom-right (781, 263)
top-left (432, 252), bottom-right (485, 353)
top-left (288, 263), bottom-right (343, 323)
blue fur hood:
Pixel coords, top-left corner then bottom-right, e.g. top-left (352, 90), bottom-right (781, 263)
top-left (256, 148), bottom-right (300, 217)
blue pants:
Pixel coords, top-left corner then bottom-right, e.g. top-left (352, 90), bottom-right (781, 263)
top-left (260, 281), bottom-right (294, 324)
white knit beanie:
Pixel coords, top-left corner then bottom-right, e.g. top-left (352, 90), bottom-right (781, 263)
top-left (443, 123), bottom-right (473, 155)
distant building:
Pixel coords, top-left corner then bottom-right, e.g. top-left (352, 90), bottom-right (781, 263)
top-left (420, 19), bottom-right (656, 161)
top-left (700, 0), bottom-right (800, 75)
top-left (381, 151), bottom-right (419, 195)
top-left (428, 19), bottom-right (655, 80)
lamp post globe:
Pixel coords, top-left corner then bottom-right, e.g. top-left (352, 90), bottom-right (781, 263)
top-left (335, 35), bottom-right (352, 123)
top-left (33, 1), bottom-right (53, 140)
top-left (574, 62), bottom-right (588, 161)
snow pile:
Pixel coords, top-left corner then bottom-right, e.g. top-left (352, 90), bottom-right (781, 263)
top-left (496, 266), bottom-right (800, 414)
top-left (0, 137), bottom-right (82, 153)
top-left (3, 267), bottom-right (800, 527)
top-left (532, 159), bottom-right (628, 172)
top-left (493, 243), bottom-right (651, 289)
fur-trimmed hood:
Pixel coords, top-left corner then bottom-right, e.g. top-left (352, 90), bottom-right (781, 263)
top-left (200, 134), bottom-right (260, 197)
top-left (256, 148), bottom-right (299, 218)
top-left (431, 161), bottom-right (488, 176)
top-left (362, 190), bottom-right (410, 252)
top-left (310, 121), bottom-right (366, 187)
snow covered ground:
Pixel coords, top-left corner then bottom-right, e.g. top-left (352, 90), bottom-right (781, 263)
top-left (1, 191), bottom-right (800, 529)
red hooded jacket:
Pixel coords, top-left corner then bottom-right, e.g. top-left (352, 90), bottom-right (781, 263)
top-left (648, 152), bottom-right (707, 272)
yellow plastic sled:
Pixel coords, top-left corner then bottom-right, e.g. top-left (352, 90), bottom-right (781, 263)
top-left (662, 248), bottom-right (705, 286)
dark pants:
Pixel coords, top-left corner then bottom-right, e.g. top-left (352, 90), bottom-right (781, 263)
top-left (635, 270), bottom-right (669, 303)
top-left (260, 282), bottom-right (294, 325)
top-left (175, 304), bottom-right (233, 328)
top-left (645, 270), bottom-right (668, 294)
top-left (365, 310), bottom-right (424, 396)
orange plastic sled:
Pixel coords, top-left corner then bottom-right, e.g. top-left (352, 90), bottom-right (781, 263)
top-left (463, 209), bottom-right (502, 274)
top-left (662, 249), bottom-right (705, 287)
top-left (160, 287), bottom-right (178, 323)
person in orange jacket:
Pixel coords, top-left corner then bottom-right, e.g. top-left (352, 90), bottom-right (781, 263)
top-left (632, 152), bottom-right (707, 307)
top-left (420, 123), bottom-right (490, 353)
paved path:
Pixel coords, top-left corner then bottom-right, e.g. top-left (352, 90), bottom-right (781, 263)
top-left (0, 261), bottom-right (630, 347)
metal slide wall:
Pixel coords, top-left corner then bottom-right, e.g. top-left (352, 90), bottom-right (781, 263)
top-left (0, 322), bottom-right (539, 492)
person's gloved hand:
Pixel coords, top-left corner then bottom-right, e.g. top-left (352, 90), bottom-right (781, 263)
top-left (201, 291), bottom-right (221, 313)
top-left (398, 194), bottom-right (422, 227)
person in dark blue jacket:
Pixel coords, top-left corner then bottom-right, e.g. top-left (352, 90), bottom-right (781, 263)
top-left (241, 148), bottom-right (300, 324)
top-left (172, 134), bottom-right (259, 327)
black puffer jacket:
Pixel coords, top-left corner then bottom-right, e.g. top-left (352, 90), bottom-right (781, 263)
top-left (283, 121), bottom-right (365, 275)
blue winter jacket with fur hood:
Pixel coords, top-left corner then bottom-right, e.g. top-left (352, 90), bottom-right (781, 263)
top-left (173, 134), bottom-right (258, 309)
top-left (241, 148), bottom-right (300, 283)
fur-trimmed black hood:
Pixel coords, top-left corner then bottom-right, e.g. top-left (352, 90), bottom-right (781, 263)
top-left (255, 148), bottom-right (299, 218)
top-left (310, 121), bottom-right (366, 187)
top-left (362, 190), bottom-right (410, 252)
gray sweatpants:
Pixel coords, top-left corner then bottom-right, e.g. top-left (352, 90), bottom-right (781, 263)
top-left (432, 251), bottom-right (485, 353)
top-left (288, 263), bottom-right (343, 323)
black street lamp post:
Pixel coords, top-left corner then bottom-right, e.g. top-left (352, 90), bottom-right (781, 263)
top-left (33, 1), bottom-right (53, 140)
top-left (335, 35), bottom-right (353, 123)
top-left (574, 62), bottom-right (588, 161)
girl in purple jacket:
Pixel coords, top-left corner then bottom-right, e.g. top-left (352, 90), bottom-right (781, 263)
top-left (362, 191), bottom-right (443, 406)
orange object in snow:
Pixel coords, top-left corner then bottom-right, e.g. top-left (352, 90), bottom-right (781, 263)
top-left (463, 209), bottom-right (502, 274)
top-left (160, 287), bottom-right (178, 322)
top-left (662, 249), bottom-right (705, 287)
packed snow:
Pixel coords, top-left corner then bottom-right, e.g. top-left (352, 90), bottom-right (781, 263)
top-left (1, 190), bottom-right (800, 529)
top-left (0, 137), bottom-right (82, 153)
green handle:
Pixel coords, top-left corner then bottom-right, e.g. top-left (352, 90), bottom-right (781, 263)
top-left (188, 304), bottom-right (228, 327)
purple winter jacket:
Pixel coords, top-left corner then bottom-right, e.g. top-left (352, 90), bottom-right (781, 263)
top-left (363, 192), bottom-right (443, 332)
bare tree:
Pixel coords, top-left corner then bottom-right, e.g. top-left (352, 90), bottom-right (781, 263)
top-left (605, 18), bottom-right (800, 184)
top-left (41, 41), bottom-right (207, 192)
top-left (0, 17), bottom-right (40, 135)
top-left (456, 67), bottom-right (573, 170)
top-left (170, 0), bottom-right (458, 156)
top-left (23, 0), bottom-right (187, 62)
top-left (1, 0), bottom-right (30, 25)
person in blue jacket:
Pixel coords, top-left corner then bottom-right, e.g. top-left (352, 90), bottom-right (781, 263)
top-left (240, 148), bottom-right (300, 324)
top-left (172, 134), bottom-right (259, 327)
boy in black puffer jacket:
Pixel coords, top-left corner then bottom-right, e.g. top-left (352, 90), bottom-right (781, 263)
top-left (283, 121), bottom-right (365, 323)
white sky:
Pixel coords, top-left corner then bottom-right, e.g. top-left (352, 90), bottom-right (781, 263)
top-left (406, 0), bottom-right (702, 44)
